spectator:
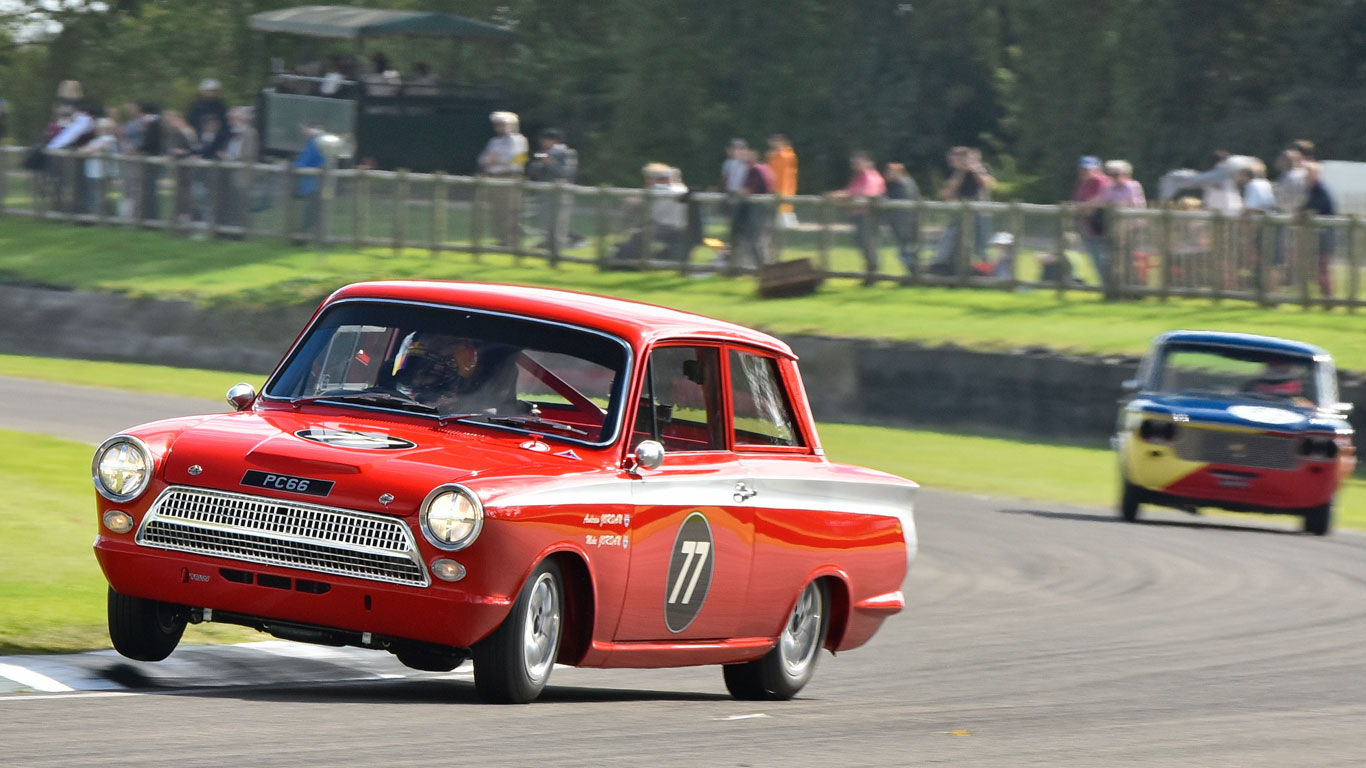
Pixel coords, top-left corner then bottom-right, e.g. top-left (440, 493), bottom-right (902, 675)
top-left (830, 150), bottom-right (886, 284)
top-left (294, 124), bottom-right (326, 238)
top-left (163, 110), bottom-right (200, 224)
top-left (615, 163), bottom-right (689, 263)
top-left (1086, 159), bottom-right (1146, 289)
top-left (45, 101), bottom-right (94, 213)
top-left (221, 107), bottom-right (259, 228)
top-left (406, 61), bottom-right (439, 97)
top-left (883, 162), bottom-right (921, 275)
top-left (930, 146), bottom-right (992, 276)
top-left (1238, 159), bottom-right (1277, 290)
top-left (767, 134), bottom-right (799, 228)
top-left (526, 127), bottom-right (579, 251)
top-left (1274, 148), bottom-right (1309, 213)
top-left (364, 52), bottom-right (401, 97)
top-left (476, 111), bottom-right (528, 247)
top-left (1071, 155), bottom-right (1112, 283)
top-left (78, 117), bottom-right (119, 215)
top-left (1158, 150), bottom-right (1256, 215)
top-left (187, 79), bottom-right (229, 156)
top-left (720, 138), bottom-right (749, 259)
top-left (135, 102), bottom-right (164, 223)
top-left (733, 148), bottom-right (775, 269)
top-left (1302, 162), bottom-right (1336, 299)
top-left (319, 55), bottom-right (348, 97)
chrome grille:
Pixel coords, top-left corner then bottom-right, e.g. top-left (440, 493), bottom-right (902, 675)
top-left (1172, 429), bottom-right (1298, 471)
top-left (137, 487), bottom-right (428, 587)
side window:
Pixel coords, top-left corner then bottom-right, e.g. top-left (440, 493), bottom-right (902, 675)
top-left (729, 351), bottom-right (804, 448)
top-left (633, 346), bottom-right (725, 452)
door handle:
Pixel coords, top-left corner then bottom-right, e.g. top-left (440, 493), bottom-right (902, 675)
top-left (733, 481), bottom-right (757, 502)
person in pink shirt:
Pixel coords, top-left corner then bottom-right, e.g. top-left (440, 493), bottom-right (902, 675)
top-left (831, 151), bottom-right (886, 283)
top-left (1073, 155), bottom-right (1114, 287)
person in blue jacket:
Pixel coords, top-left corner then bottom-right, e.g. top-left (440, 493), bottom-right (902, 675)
top-left (294, 124), bottom-right (325, 237)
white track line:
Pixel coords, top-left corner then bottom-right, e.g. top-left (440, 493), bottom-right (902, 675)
top-left (0, 662), bottom-right (74, 693)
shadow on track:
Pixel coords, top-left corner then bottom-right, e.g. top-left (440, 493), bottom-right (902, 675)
top-left (135, 677), bottom-right (733, 706)
top-left (997, 508), bottom-right (1301, 536)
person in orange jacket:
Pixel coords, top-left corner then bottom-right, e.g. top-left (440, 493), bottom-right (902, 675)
top-left (766, 133), bottom-right (798, 227)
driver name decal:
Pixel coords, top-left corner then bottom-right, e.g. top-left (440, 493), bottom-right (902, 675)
top-left (665, 511), bottom-right (714, 633)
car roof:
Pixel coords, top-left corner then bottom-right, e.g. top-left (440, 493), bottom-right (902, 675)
top-left (325, 281), bottom-right (796, 357)
top-left (1156, 330), bottom-right (1328, 359)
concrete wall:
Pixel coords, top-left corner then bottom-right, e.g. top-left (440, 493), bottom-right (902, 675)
top-left (3, 284), bottom-right (1361, 444)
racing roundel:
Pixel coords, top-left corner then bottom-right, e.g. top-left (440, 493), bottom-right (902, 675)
top-left (664, 511), bottom-right (714, 633)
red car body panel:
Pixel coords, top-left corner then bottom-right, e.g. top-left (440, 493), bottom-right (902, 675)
top-left (93, 281), bottom-right (917, 669)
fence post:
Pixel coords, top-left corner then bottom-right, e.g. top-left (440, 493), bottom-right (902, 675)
top-left (315, 163), bottom-right (330, 247)
top-left (866, 195), bottom-right (883, 285)
top-left (770, 193), bottom-right (785, 263)
top-left (818, 195), bottom-right (833, 274)
top-left (594, 184), bottom-right (610, 269)
top-left (1211, 210), bottom-right (1226, 304)
top-left (1297, 216), bottom-right (1312, 309)
top-left (168, 154), bottom-right (184, 236)
top-left (639, 188), bottom-right (656, 270)
top-left (1349, 216), bottom-right (1361, 312)
top-left (1158, 208), bottom-right (1172, 302)
top-left (548, 179), bottom-right (563, 267)
top-left (208, 160), bottom-right (222, 238)
top-left (242, 160), bottom-right (257, 239)
top-left (281, 162), bottom-right (296, 241)
top-left (1055, 204), bottom-right (1069, 298)
top-left (0, 148), bottom-right (9, 215)
top-left (512, 177), bottom-right (527, 263)
top-left (1005, 201), bottom-right (1022, 287)
top-left (431, 172), bottom-right (447, 259)
top-left (393, 168), bottom-right (408, 255)
top-left (95, 173), bottom-right (108, 226)
top-left (470, 175), bottom-right (484, 259)
top-left (352, 170), bottom-right (366, 249)
top-left (956, 200), bottom-right (972, 287)
top-left (1254, 215), bottom-right (1271, 307)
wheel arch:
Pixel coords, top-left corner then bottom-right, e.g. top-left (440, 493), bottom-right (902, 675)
top-left (545, 550), bottom-right (596, 666)
top-left (805, 568), bottom-right (850, 651)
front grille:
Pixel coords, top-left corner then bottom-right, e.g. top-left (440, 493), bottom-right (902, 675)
top-left (1172, 429), bottom-right (1298, 471)
top-left (137, 487), bottom-right (429, 587)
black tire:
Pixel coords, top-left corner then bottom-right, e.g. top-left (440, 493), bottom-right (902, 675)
top-left (724, 580), bottom-right (829, 701)
top-left (107, 587), bottom-right (186, 662)
top-left (1304, 503), bottom-right (1333, 536)
top-left (473, 560), bottom-right (564, 704)
top-left (1120, 477), bottom-right (1142, 522)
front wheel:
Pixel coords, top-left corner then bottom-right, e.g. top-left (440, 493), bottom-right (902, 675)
top-left (724, 579), bottom-right (829, 701)
top-left (1304, 503), bottom-right (1333, 536)
top-left (473, 560), bottom-right (564, 704)
top-left (1120, 477), bottom-right (1142, 522)
top-left (107, 587), bottom-right (186, 662)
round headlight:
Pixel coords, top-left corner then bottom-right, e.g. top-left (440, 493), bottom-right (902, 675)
top-left (420, 484), bottom-right (483, 551)
top-left (93, 436), bottom-right (153, 502)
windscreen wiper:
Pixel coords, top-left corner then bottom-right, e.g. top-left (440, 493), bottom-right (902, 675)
top-left (291, 391), bottom-right (437, 414)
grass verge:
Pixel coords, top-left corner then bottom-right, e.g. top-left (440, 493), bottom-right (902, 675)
top-left (5, 217), bottom-right (1366, 369)
top-left (0, 354), bottom-right (260, 401)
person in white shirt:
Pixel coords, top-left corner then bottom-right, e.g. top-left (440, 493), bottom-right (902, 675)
top-left (477, 111), bottom-right (529, 247)
top-left (79, 118), bottom-right (119, 215)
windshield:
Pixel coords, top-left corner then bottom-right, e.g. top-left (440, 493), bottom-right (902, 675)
top-left (1151, 344), bottom-right (1320, 407)
top-left (265, 300), bottom-right (630, 445)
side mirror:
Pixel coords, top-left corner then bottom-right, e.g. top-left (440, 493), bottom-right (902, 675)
top-left (226, 382), bottom-right (257, 412)
top-left (1121, 379), bottom-right (1140, 393)
top-left (629, 440), bottom-right (666, 472)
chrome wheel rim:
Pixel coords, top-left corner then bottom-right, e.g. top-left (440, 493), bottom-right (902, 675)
top-left (522, 572), bottom-right (561, 685)
top-left (779, 582), bottom-right (823, 677)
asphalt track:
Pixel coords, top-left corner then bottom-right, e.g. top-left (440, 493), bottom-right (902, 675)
top-left (2, 375), bottom-right (1365, 767)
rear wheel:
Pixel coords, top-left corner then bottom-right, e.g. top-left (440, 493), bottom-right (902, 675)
top-left (1120, 477), bottom-right (1142, 522)
top-left (724, 580), bottom-right (829, 701)
top-left (473, 560), bottom-right (564, 704)
top-left (107, 587), bottom-right (186, 662)
top-left (1304, 503), bottom-right (1333, 536)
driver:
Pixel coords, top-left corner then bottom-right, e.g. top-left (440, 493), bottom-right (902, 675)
top-left (1247, 361), bottom-right (1304, 399)
top-left (393, 333), bottom-right (483, 410)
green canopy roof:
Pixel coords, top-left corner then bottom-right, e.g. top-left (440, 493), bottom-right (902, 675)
top-left (248, 5), bottom-right (514, 42)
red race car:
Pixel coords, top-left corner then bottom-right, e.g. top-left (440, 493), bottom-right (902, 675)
top-left (92, 281), bottom-right (917, 703)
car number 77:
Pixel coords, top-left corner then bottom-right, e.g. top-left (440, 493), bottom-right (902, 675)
top-left (668, 540), bottom-right (711, 605)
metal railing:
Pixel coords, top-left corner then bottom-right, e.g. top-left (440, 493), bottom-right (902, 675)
top-left (2, 146), bottom-right (1363, 308)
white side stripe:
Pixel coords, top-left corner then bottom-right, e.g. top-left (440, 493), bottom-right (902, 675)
top-left (0, 662), bottom-right (75, 692)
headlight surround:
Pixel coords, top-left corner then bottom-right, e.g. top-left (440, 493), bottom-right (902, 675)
top-left (92, 436), bottom-right (154, 503)
top-left (420, 484), bottom-right (484, 551)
